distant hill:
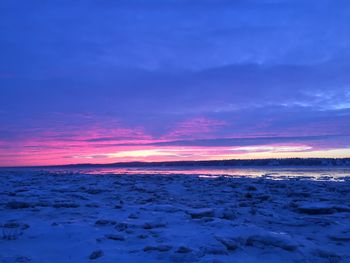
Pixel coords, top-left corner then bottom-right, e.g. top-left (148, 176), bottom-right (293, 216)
top-left (12, 158), bottom-right (350, 169)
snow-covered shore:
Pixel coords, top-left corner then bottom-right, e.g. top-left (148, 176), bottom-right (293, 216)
top-left (0, 170), bottom-right (349, 263)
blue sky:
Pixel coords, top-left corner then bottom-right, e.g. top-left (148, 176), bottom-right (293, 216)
top-left (1, 0), bottom-right (350, 165)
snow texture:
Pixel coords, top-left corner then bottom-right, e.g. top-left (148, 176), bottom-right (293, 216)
top-left (0, 169), bottom-right (350, 262)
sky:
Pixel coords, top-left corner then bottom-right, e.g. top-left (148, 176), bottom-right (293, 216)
top-left (1, 0), bottom-right (350, 166)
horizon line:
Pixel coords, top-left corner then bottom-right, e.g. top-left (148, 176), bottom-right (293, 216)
top-left (1, 157), bottom-right (350, 169)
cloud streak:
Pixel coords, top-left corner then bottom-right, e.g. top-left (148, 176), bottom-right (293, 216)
top-left (0, 0), bottom-right (350, 166)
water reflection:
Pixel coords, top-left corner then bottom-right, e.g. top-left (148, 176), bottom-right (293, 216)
top-left (34, 166), bottom-right (350, 180)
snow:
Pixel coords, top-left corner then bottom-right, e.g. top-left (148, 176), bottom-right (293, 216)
top-left (0, 169), bottom-right (350, 262)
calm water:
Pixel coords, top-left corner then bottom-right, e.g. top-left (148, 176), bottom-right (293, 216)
top-left (4, 166), bottom-right (350, 181)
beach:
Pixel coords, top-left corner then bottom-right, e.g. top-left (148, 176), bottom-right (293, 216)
top-left (0, 169), bottom-right (350, 263)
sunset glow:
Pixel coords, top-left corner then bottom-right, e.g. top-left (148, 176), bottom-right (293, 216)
top-left (1, 1), bottom-right (350, 166)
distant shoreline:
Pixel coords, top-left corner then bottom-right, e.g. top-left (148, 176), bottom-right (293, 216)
top-left (2, 157), bottom-right (350, 169)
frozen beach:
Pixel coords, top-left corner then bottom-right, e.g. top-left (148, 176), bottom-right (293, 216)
top-left (0, 168), bottom-right (350, 263)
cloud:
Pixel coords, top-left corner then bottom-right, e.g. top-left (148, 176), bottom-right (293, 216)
top-left (163, 117), bottom-right (227, 139)
top-left (1, 0), bottom-right (350, 165)
top-left (136, 134), bottom-right (350, 148)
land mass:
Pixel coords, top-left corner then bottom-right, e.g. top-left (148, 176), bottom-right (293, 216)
top-left (6, 157), bottom-right (350, 169)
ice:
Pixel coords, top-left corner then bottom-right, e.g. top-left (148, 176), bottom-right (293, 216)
top-left (186, 208), bottom-right (215, 219)
top-left (296, 202), bottom-right (350, 215)
top-left (0, 169), bottom-right (350, 262)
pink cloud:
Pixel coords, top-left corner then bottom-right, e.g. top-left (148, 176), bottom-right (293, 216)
top-left (0, 114), bottom-right (349, 167)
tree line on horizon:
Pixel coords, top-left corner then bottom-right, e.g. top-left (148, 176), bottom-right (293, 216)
top-left (44, 157), bottom-right (350, 168)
